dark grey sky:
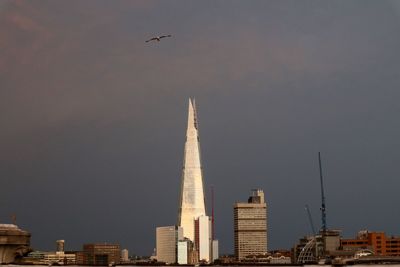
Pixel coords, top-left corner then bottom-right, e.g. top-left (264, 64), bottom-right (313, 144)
top-left (1, 0), bottom-right (400, 256)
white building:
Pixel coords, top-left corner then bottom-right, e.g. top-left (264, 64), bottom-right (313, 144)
top-left (56, 240), bottom-right (64, 252)
top-left (121, 249), bottom-right (129, 263)
top-left (177, 240), bottom-right (188, 264)
top-left (156, 226), bottom-right (183, 264)
top-left (211, 239), bottom-right (219, 262)
top-left (195, 215), bottom-right (211, 262)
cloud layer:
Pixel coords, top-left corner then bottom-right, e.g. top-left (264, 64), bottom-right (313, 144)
top-left (1, 0), bottom-right (400, 255)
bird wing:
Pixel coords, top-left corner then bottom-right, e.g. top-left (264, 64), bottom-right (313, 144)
top-left (159, 35), bottom-right (172, 39)
top-left (145, 37), bottom-right (159, 42)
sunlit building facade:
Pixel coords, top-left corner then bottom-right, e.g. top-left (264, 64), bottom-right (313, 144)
top-left (156, 226), bottom-right (183, 264)
top-left (341, 231), bottom-right (400, 256)
top-left (234, 189), bottom-right (268, 260)
top-left (194, 215), bottom-right (211, 262)
top-left (178, 98), bottom-right (206, 241)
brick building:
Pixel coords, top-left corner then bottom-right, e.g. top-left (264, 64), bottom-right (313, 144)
top-left (341, 231), bottom-right (400, 256)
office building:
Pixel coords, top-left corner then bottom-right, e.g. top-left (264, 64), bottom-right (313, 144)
top-left (76, 243), bottom-right (120, 265)
top-left (156, 226), bottom-right (183, 264)
top-left (194, 215), bottom-right (211, 262)
top-left (234, 189), bottom-right (268, 260)
top-left (178, 98), bottom-right (207, 241)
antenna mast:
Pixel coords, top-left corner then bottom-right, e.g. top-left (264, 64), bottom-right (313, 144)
top-left (211, 185), bottom-right (215, 240)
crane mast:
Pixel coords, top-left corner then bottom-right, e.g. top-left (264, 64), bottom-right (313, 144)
top-left (318, 152), bottom-right (327, 255)
top-left (305, 205), bottom-right (316, 236)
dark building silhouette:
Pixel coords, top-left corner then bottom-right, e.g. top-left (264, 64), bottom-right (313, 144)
top-left (76, 243), bottom-right (120, 265)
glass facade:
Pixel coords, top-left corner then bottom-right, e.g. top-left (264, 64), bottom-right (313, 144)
top-left (178, 99), bottom-right (206, 241)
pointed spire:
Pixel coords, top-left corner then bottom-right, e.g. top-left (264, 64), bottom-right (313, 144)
top-left (178, 98), bottom-right (206, 241)
top-left (188, 97), bottom-right (198, 130)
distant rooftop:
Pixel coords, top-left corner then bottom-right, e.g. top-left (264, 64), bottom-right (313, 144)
top-left (0, 224), bottom-right (19, 230)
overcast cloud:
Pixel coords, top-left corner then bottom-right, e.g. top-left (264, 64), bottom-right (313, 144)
top-left (1, 0), bottom-right (400, 255)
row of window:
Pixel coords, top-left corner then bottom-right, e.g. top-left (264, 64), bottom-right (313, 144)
top-left (342, 240), bottom-right (400, 246)
top-left (341, 241), bottom-right (368, 245)
top-left (386, 249), bottom-right (400, 253)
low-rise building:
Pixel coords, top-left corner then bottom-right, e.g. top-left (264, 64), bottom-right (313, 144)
top-left (121, 249), bottom-right (129, 263)
top-left (341, 231), bottom-right (400, 256)
top-left (211, 239), bottom-right (219, 262)
top-left (43, 251), bottom-right (76, 265)
top-left (76, 243), bottom-right (120, 265)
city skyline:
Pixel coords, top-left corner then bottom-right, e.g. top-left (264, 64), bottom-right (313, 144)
top-left (1, 0), bottom-right (400, 256)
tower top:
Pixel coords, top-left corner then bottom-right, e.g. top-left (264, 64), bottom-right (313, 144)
top-left (188, 98), bottom-right (198, 130)
top-left (248, 189), bottom-right (265, 204)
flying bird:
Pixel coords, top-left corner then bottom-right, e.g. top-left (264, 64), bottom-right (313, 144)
top-left (145, 35), bottom-right (172, 43)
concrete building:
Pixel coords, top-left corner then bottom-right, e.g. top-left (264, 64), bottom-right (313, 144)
top-left (76, 243), bottom-right (120, 265)
top-left (211, 239), bottom-right (219, 262)
top-left (121, 249), bottom-right (129, 263)
top-left (56, 240), bottom-right (65, 252)
top-left (293, 230), bottom-right (341, 263)
top-left (156, 226), bottom-right (183, 264)
top-left (177, 240), bottom-right (189, 264)
top-left (24, 239), bottom-right (76, 266)
top-left (234, 189), bottom-right (268, 260)
top-left (0, 224), bottom-right (31, 264)
top-left (43, 252), bottom-right (76, 265)
top-left (194, 215), bottom-right (211, 262)
top-left (178, 98), bottom-right (207, 241)
top-left (42, 240), bottom-right (75, 265)
top-left (177, 238), bottom-right (197, 265)
top-left (324, 230), bottom-right (341, 254)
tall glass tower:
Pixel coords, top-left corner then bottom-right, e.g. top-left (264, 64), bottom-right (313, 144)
top-left (178, 98), bottom-right (206, 241)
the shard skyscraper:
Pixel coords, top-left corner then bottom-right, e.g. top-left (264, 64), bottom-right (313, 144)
top-left (178, 98), bottom-right (206, 241)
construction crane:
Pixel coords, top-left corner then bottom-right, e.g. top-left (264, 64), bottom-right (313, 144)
top-left (298, 153), bottom-right (329, 263)
top-left (318, 152), bottom-right (327, 256)
top-left (319, 152), bottom-right (327, 233)
top-left (305, 205), bottom-right (316, 236)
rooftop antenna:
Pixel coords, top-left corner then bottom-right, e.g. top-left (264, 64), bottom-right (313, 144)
top-left (211, 185), bottom-right (215, 240)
